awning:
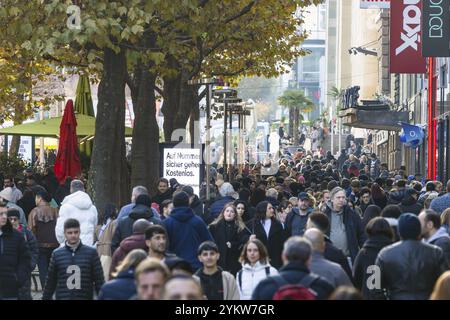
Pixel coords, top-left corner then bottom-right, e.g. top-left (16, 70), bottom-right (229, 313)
top-left (339, 108), bottom-right (409, 131)
top-left (0, 114), bottom-right (134, 137)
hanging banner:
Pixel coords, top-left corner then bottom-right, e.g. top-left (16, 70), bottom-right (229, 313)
top-left (360, 0), bottom-right (390, 9)
top-left (422, 0), bottom-right (450, 57)
top-left (390, 0), bottom-right (427, 73)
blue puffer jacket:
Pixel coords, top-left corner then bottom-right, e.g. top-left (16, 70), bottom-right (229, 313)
top-left (42, 242), bottom-right (105, 300)
top-left (163, 207), bottom-right (213, 270)
top-left (98, 268), bottom-right (136, 300)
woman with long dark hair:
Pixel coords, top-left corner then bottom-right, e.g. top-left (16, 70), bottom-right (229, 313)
top-left (246, 201), bottom-right (286, 269)
top-left (208, 203), bottom-right (251, 275)
top-left (234, 199), bottom-right (254, 223)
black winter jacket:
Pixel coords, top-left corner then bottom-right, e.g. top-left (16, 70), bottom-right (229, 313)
top-left (251, 261), bottom-right (334, 300)
top-left (324, 236), bottom-right (353, 281)
top-left (208, 220), bottom-right (251, 275)
top-left (352, 235), bottom-right (393, 299)
top-left (375, 240), bottom-right (448, 300)
top-left (42, 242), bottom-right (105, 300)
top-left (0, 224), bottom-right (31, 299)
top-left (111, 204), bottom-right (162, 253)
top-left (246, 218), bottom-right (287, 269)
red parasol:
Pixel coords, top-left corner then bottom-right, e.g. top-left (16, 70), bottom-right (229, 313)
top-left (54, 99), bottom-right (81, 184)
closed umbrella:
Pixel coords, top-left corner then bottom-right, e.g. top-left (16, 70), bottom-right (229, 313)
top-left (54, 99), bottom-right (81, 184)
top-left (75, 74), bottom-right (95, 156)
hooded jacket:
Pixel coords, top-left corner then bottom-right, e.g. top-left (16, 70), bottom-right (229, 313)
top-left (352, 235), bottom-right (393, 299)
top-left (163, 206), bottom-right (213, 270)
top-left (109, 234), bottom-right (147, 276)
top-left (111, 204), bottom-right (162, 253)
top-left (426, 227), bottom-right (450, 266)
top-left (42, 241), bottom-right (105, 300)
top-left (0, 223), bottom-right (31, 299)
top-left (55, 191), bottom-right (98, 246)
top-left (236, 261), bottom-right (278, 300)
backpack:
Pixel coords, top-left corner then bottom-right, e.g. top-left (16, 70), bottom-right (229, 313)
top-left (237, 266), bottom-right (270, 289)
top-left (272, 274), bottom-right (319, 300)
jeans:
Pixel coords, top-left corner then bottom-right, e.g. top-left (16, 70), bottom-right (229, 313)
top-left (38, 247), bottom-right (56, 289)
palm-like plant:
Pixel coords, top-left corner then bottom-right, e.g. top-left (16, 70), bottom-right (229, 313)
top-left (327, 86), bottom-right (345, 112)
top-left (278, 89), bottom-right (314, 143)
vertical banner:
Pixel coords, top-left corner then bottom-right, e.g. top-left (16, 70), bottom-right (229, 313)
top-left (390, 0), bottom-right (427, 73)
top-left (422, 0), bottom-right (450, 57)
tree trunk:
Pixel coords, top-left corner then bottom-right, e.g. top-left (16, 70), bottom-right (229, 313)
top-left (88, 48), bottom-right (129, 214)
top-left (294, 108), bottom-right (300, 145)
top-left (161, 75), bottom-right (180, 141)
top-left (9, 136), bottom-right (20, 157)
top-left (173, 71), bottom-right (196, 142)
top-left (288, 107), bottom-right (294, 137)
top-left (130, 62), bottom-right (160, 195)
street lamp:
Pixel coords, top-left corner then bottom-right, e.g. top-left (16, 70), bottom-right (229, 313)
top-left (214, 88), bottom-right (242, 181)
top-left (187, 77), bottom-right (223, 200)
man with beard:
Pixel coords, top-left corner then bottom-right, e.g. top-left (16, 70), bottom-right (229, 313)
top-left (145, 225), bottom-right (176, 261)
top-left (285, 192), bottom-right (313, 237)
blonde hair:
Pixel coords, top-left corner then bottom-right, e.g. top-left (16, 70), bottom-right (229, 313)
top-left (210, 203), bottom-right (246, 232)
top-left (135, 257), bottom-right (170, 282)
top-left (441, 208), bottom-right (450, 226)
top-left (112, 249), bottom-right (148, 278)
top-left (430, 271), bottom-right (450, 300)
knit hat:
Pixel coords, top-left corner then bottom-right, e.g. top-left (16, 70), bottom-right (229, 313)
top-left (173, 191), bottom-right (190, 208)
top-left (0, 187), bottom-right (14, 203)
top-left (398, 213), bottom-right (421, 240)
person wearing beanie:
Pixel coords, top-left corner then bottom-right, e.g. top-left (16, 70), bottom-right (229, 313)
top-left (111, 194), bottom-right (163, 254)
top-left (163, 191), bottom-right (213, 270)
top-left (375, 213), bottom-right (448, 300)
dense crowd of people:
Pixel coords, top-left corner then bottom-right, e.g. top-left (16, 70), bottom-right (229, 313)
top-left (1, 147), bottom-right (450, 300)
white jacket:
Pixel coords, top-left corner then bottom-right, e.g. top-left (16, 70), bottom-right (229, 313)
top-left (55, 191), bottom-right (98, 246)
top-left (236, 261), bottom-right (278, 300)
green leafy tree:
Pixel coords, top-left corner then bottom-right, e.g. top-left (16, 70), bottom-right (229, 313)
top-left (278, 89), bottom-right (314, 143)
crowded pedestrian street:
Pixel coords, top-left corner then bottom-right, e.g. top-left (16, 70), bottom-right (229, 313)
top-left (1, 0), bottom-right (450, 307)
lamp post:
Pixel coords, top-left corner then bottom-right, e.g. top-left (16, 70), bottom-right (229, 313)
top-left (187, 78), bottom-right (222, 201)
top-left (214, 88), bottom-right (241, 181)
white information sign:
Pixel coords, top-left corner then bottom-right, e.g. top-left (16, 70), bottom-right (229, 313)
top-left (163, 148), bottom-right (201, 195)
top-left (7, 136), bottom-right (33, 162)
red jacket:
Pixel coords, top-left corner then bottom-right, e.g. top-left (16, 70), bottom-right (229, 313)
top-left (109, 233), bottom-right (147, 277)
